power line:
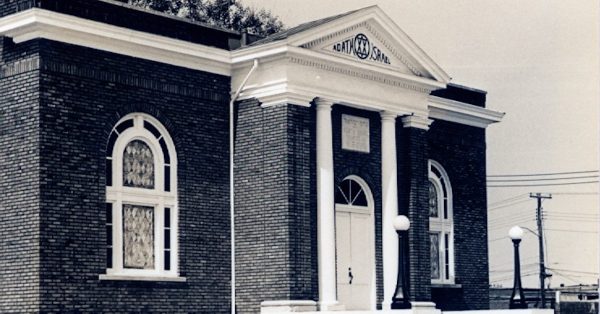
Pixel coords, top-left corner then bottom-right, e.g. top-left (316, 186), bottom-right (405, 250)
top-left (488, 180), bottom-right (599, 188)
top-left (546, 267), bottom-right (599, 276)
top-left (545, 211), bottom-right (598, 216)
top-left (489, 211), bottom-right (536, 222)
top-left (543, 216), bottom-right (598, 222)
top-left (489, 218), bottom-right (536, 229)
top-left (489, 193), bottom-right (530, 207)
top-left (488, 170), bottom-right (599, 177)
top-left (545, 228), bottom-right (598, 234)
top-left (488, 175), bottom-right (599, 183)
top-left (490, 271), bottom-right (538, 283)
top-left (551, 271), bottom-right (580, 284)
top-left (489, 199), bottom-right (532, 211)
top-left (490, 263), bottom-right (538, 273)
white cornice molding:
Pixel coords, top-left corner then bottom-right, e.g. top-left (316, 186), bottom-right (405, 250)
top-left (0, 9), bottom-right (232, 75)
top-left (428, 95), bottom-right (505, 128)
top-left (259, 91), bottom-right (314, 108)
top-left (287, 46), bottom-right (444, 92)
top-left (401, 115), bottom-right (433, 130)
top-left (287, 6), bottom-right (450, 83)
top-left (233, 7), bottom-right (450, 84)
top-left (237, 80), bottom-right (421, 117)
top-left (233, 45), bottom-right (444, 93)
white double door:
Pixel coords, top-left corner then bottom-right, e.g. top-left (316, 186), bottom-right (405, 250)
top-left (335, 205), bottom-right (375, 310)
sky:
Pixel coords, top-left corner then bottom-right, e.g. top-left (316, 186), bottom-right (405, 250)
top-left (240, 0), bottom-right (600, 288)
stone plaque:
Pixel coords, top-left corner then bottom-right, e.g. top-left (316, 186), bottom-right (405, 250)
top-left (342, 114), bottom-right (370, 153)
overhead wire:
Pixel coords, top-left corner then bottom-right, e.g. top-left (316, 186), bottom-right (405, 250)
top-left (488, 193), bottom-right (530, 207)
top-left (488, 181), bottom-right (599, 188)
top-left (488, 175), bottom-right (599, 183)
top-left (488, 170), bottom-right (599, 177)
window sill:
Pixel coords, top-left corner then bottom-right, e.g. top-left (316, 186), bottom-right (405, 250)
top-left (99, 274), bottom-right (187, 282)
top-left (431, 283), bottom-right (462, 289)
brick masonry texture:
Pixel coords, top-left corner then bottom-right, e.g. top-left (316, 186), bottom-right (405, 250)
top-left (0, 37), bottom-right (42, 313)
top-left (428, 119), bottom-right (489, 310)
top-left (1, 37), bottom-right (232, 313)
top-left (397, 125), bottom-right (432, 302)
top-left (234, 100), bottom-right (317, 314)
top-left (331, 105), bottom-right (384, 306)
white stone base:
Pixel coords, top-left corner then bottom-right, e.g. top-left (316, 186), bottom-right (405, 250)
top-left (260, 300), bottom-right (318, 313)
top-left (301, 301), bottom-right (440, 314)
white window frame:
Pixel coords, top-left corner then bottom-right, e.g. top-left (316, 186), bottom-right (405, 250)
top-left (103, 113), bottom-right (179, 280)
top-left (428, 160), bottom-right (455, 285)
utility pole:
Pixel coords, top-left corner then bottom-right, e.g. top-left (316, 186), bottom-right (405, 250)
top-left (530, 193), bottom-right (552, 308)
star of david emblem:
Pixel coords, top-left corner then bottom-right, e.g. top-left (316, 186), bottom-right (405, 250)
top-left (353, 33), bottom-right (371, 59)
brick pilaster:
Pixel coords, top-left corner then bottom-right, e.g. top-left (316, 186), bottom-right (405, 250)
top-left (397, 126), bottom-right (431, 302)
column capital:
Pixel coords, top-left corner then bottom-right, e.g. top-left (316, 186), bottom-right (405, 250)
top-left (401, 114), bottom-right (434, 130)
top-left (313, 97), bottom-right (335, 110)
top-left (380, 111), bottom-right (399, 122)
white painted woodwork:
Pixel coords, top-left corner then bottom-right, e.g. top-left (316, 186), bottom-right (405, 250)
top-left (380, 111), bottom-right (399, 310)
top-left (315, 98), bottom-right (338, 310)
top-left (335, 206), bottom-right (374, 310)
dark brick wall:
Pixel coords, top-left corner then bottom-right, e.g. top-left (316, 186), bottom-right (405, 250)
top-left (331, 105), bottom-right (384, 306)
top-left (397, 125), bottom-right (431, 302)
top-left (0, 0), bottom-right (40, 18)
top-left (428, 119), bottom-right (489, 310)
top-left (33, 39), bottom-right (230, 313)
top-left (0, 37), bottom-right (41, 313)
top-left (234, 101), bottom-right (317, 314)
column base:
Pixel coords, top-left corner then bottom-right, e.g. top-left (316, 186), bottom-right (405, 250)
top-left (260, 300), bottom-right (318, 313)
top-left (408, 302), bottom-right (440, 314)
top-left (318, 301), bottom-right (345, 311)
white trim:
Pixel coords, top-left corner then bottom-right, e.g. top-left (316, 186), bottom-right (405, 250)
top-left (0, 9), bottom-right (231, 75)
top-left (105, 113), bottom-right (179, 279)
top-left (401, 115), bottom-right (433, 130)
top-left (99, 274), bottom-right (186, 282)
top-left (260, 300), bottom-right (318, 313)
top-left (259, 91), bottom-right (314, 108)
top-left (428, 160), bottom-right (455, 285)
top-left (282, 6), bottom-right (450, 83)
top-left (428, 96), bottom-right (504, 128)
top-left (334, 175), bottom-right (377, 311)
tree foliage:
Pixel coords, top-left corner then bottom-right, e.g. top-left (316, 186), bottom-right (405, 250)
top-left (126, 0), bottom-right (284, 36)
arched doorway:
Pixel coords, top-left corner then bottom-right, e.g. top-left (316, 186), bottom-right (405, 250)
top-left (334, 175), bottom-right (376, 310)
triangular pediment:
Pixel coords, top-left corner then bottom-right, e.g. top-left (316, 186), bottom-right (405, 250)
top-left (284, 6), bottom-right (450, 83)
top-left (300, 21), bottom-right (419, 76)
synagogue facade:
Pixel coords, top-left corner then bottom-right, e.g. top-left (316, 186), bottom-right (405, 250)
top-left (0, 1), bottom-right (503, 313)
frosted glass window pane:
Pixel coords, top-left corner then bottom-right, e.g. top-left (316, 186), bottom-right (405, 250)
top-left (123, 140), bottom-right (155, 189)
top-left (429, 181), bottom-right (438, 218)
top-left (430, 232), bottom-right (440, 279)
top-left (123, 204), bottom-right (154, 269)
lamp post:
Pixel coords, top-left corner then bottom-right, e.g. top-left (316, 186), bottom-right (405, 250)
top-left (509, 226), bottom-right (527, 309)
top-left (391, 215), bottom-right (411, 309)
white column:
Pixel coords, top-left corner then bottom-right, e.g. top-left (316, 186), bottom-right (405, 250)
top-left (315, 98), bottom-right (338, 310)
top-left (381, 111), bottom-right (399, 310)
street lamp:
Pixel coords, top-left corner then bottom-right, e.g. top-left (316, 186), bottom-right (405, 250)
top-left (509, 226), bottom-right (527, 309)
top-left (391, 215), bottom-right (411, 309)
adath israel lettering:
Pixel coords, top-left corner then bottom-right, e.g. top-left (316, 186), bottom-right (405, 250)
top-left (332, 33), bottom-right (391, 65)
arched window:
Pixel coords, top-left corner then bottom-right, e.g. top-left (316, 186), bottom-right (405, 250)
top-left (104, 113), bottom-right (178, 279)
top-left (429, 160), bottom-right (454, 284)
top-left (335, 177), bottom-right (369, 207)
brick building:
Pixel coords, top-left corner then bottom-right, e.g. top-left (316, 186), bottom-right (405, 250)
top-left (0, 1), bottom-right (503, 313)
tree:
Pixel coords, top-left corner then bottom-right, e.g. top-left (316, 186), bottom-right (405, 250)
top-left (126, 0), bottom-right (284, 36)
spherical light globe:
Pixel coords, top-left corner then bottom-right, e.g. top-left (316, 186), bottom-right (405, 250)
top-left (393, 215), bottom-right (410, 231)
top-left (509, 226), bottom-right (524, 240)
